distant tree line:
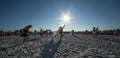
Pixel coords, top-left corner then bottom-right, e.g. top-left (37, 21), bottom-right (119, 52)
top-left (0, 29), bottom-right (52, 37)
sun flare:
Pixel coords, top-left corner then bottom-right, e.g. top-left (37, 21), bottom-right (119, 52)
top-left (61, 13), bottom-right (71, 23)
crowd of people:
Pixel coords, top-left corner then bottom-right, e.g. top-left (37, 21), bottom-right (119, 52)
top-left (0, 26), bottom-right (119, 37)
top-left (101, 28), bottom-right (120, 36)
top-left (0, 30), bottom-right (19, 37)
top-left (0, 25), bottom-right (120, 37)
top-left (84, 27), bottom-right (120, 36)
top-left (0, 25), bottom-right (120, 44)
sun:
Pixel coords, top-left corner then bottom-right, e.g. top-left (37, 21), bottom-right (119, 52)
top-left (60, 9), bottom-right (72, 25)
top-left (61, 13), bottom-right (71, 23)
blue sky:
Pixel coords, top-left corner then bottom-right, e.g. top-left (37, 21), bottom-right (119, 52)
top-left (0, 0), bottom-right (120, 31)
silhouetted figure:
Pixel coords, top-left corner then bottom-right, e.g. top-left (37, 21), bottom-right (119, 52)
top-left (117, 28), bottom-right (120, 35)
top-left (0, 30), bottom-right (4, 37)
top-left (93, 27), bottom-right (99, 38)
top-left (14, 30), bottom-right (19, 36)
top-left (93, 27), bottom-right (96, 38)
top-left (115, 28), bottom-right (120, 37)
top-left (96, 27), bottom-right (99, 37)
top-left (85, 30), bottom-right (89, 35)
top-left (40, 29), bottom-right (44, 36)
top-left (45, 29), bottom-right (48, 37)
top-left (71, 29), bottom-right (75, 36)
top-left (57, 25), bottom-right (65, 39)
top-left (21, 25), bottom-right (32, 44)
top-left (34, 30), bottom-right (37, 36)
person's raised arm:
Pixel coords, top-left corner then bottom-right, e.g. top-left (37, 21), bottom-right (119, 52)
top-left (62, 25), bottom-right (65, 29)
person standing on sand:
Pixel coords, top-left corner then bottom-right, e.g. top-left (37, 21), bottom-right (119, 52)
top-left (40, 29), bottom-right (44, 36)
top-left (96, 27), bottom-right (99, 37)
top-left (21, 25), bottom-right (32, 44)
top-left (92, 27), bottom-right (96, 38)
top-left (114, 28), bottom-right (120, 38)
top-left (71, 29), bottom-right (75, 36)
top-left (116, 28), bottom-right (120, 37)
top-left (94, 27), bottom-right (100, 38)
top-left (34, 30), bottom-right (37, 36)
top-left (93, 27), bottom-right (99, 38)
top-left (45, 29), bottom-right (48, 37)
top-left (57, 25), bottom-right (65, 39)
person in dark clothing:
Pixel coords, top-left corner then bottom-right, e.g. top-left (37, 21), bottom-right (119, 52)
top-left (92, 27), bottom-right (96, 38)
top-left (95, 27), bottom-right (99, 37)
top-left (117, 28), bottom-right (120, 35)
top-left (40, 29), bottom-right (44, 36)
top-left (34, 30), bottom-right (37, 36)
top-left (21, 25), bottom-right (32, 44)
top-left (93, 27), bottom-right (99, 38)
top-left (115, 28), bottom-right (120, 37)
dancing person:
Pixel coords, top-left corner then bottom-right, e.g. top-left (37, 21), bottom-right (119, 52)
top-left (21, 25), bottom-right (32, 44)
top-left (57, 25), bottom-right (65, 39)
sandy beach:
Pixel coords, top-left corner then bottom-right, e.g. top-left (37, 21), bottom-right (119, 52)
top-left (0, 34), bottom-right (120, 58)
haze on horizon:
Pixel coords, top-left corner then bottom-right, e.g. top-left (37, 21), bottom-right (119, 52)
top-left (0, 0), bottom-right (120, 31)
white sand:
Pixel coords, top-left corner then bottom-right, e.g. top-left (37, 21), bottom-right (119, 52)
top-left (0, 34), bottom-right (120, 58)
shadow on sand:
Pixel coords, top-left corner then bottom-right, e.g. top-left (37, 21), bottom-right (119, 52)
top-left (100, 37), bottom-right (120, 43)
top-left (42, 39), bottom-right (62, 58)
top-left (0, 38), bottom-right (39, 51)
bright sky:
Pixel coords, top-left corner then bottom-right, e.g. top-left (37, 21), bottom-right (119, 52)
top-left (0, 0), bottom-right (120, 31)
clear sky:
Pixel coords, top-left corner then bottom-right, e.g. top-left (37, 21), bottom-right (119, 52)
top-left (0, 0), bottom-right (120, 31)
